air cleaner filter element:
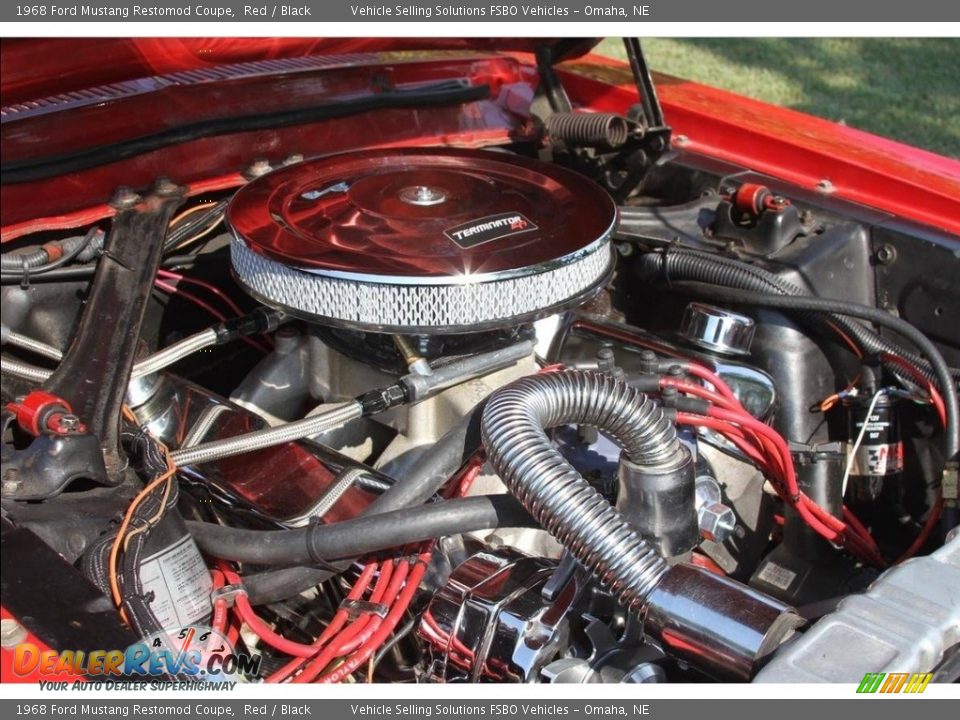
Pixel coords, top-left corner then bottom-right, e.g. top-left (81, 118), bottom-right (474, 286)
top-left (227, 148), bottom-right (616, 334)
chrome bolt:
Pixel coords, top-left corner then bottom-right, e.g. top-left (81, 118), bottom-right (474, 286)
top-left (399, 185), bottom-right (446, 206)
top-left (110, 186), bottom-right (140, 210)
top-left (699, 503), bottom-right (737, 544)
top-left (245, 158), bottom-right (273, 179)
top-left (2, 469), bottom-right (21, 495)
top-left (695, 475), bottom-right (737, 544)
top-left (1, 619), bottom-right (27, 649)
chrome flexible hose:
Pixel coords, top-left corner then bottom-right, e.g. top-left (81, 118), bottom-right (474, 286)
top-left (130, 329), bottom-right (217, 379)
top-left (1, 327), bottom-right (218, 384)
top-left (4, 330), bottom-right (64, 362)
top-left (170, 401), bottom-right (362, 467)
top-left (180, 403), bottom-right (231, 449)
top-left (0, 356), bottom-right (52, 384)
top-left (482, 370), bottom-right (687, 611)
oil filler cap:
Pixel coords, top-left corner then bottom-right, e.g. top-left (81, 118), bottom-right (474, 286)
top-left (679, 302), bottom-right (756, 356)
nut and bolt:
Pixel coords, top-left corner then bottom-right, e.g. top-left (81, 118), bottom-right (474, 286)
top-left (1, 618), bottom-right (27, 649)
top-left (695, 475), bottom-right (737, 544)
top-left (876, 244), bottom-right (898, 265)
top-left (2, 469), bottom-right (22, 495)
top-left (153, 177), bottom-right (180, 197)
top-left (245, 158), bottom-right (273, 179)
top-left (815, 179), bottom-right (835, 194)
top-left (699, 503), bottom-right (737, 543)
top-left (110, 186), bottom-right (141, 210)
top-left (59, 414), bottom-right (81, 432)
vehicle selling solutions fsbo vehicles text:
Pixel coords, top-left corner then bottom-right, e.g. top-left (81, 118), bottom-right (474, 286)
top-left (349, 5), bottom-right (651, 18)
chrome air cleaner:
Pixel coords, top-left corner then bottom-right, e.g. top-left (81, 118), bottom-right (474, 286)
top-left (227, 148), bottom-right (616, 334)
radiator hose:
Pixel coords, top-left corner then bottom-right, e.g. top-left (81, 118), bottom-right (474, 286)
top-left (481, 370), bottom-right (801, 679)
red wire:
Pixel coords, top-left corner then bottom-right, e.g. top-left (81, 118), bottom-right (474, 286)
top-left (684, 363), bottom-right (740, 403)
top-left (221, 568), bottom-right (330, 658)
top-left (315, 555), bottom-right (428, 684)
top-left (293, 560), bottom-right (408, 683)
top-left (157, 269), bottom-right (275, 352)
top-left (157, 269), bottom-right (246, 319)
top-left (264, 562), bottom-right (379, 684)
top-left (210, 569), bottom-right (228, 636)
top-left (660, 377), bottom-right (741, 411)
top-left (676, 397), bottom-right (887, 567)
top-left (882, 352), bottom-right (948, 426)
top-left (896, 492), bottom-right (945, 563)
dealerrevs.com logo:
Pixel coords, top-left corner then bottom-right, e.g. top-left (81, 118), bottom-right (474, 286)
top-left (857, 672), bottom-right (932, 694)
top-left (11, 624), bottom-right (260, 684)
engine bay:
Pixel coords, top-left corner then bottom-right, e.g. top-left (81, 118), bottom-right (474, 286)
top-left (1, 49), bottom-right (958, 685)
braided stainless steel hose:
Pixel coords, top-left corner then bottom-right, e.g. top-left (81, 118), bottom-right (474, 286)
top-left (481, 370), bottom-right (687, 611)
top-left (170, 401), bottom-right (362, 467)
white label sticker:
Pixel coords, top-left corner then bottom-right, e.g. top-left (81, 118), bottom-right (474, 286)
top-left (138, 534), bottom-right (213, 628)
top-left (756, 562), bottom-right (797, 591)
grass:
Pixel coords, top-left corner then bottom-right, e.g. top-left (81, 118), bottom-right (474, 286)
top-left (597, 38), bottom-right (960, 158)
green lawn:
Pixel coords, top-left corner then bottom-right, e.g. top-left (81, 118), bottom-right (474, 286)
top-left (597, 38), bottom-right (960, 158)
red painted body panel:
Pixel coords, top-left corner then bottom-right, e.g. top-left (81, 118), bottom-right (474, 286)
top-left (0, 54), bottom-right (538, 239)
top-left (0, 38), bottom-right (592, 106)
top-left (0, 607), bottom-right (85, 684)
top-left (560, 56), bottom-right (960, 236)
top-left (1, 41), bottom-right (957, 241)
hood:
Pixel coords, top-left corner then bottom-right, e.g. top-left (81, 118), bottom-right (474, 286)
top-left (0, 37), bottom-right (600, 106)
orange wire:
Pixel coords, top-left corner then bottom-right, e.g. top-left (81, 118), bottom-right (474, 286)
top-left (108, 444), bottom-right (177, 609)
top-left (169, 202), bottom-right (217, 228)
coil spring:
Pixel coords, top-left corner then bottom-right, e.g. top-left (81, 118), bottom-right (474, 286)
top-left (544, 112), bottom-right (630, 148)
top-left (481, 371), bottom-right (685, 611)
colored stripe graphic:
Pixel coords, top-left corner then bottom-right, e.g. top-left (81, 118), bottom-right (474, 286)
top-left (857, 672), bottom-right (932, 694)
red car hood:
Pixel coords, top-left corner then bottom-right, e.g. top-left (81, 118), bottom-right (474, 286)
top-left (0, 38), bottom-right (597, 105)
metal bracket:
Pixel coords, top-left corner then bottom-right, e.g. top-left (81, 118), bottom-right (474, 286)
top-left (41, 181), bottom-right (184, 483)
top-left (211, 584), bottom-right (248, 608)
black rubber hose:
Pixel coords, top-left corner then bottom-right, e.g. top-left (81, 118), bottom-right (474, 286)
top-left (678, 284), bottom-right (959, 461)
top-left (239, 403), bottom-right (487, 604)
top-left (187, 494), bottom-right (534, 566)
top-left (367, 400), bottom-right (486, 514)
top-left (636, 247), bottom-right (960, 383)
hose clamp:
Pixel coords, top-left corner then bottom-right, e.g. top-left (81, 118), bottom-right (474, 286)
top-left (339, 599), bottom-right (388, 619)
